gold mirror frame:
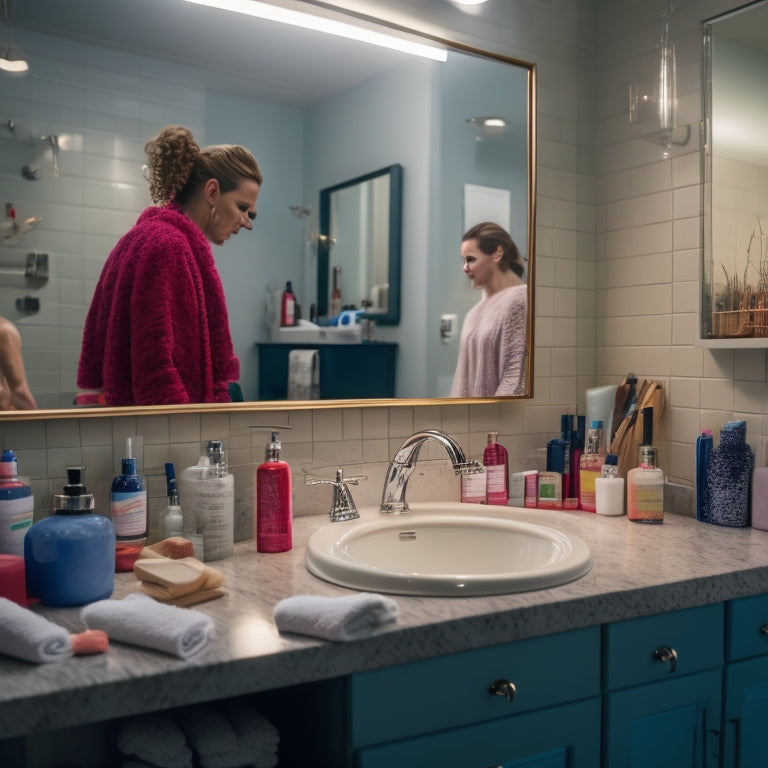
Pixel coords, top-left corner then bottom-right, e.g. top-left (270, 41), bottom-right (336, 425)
top-left (2, 7), bottom-right (536, 422)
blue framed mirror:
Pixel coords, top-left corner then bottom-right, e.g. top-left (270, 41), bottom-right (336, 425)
top-left (317, 164), bottom-right (403, 326)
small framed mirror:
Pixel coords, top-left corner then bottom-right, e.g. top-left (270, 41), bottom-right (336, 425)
top-left (317, 164), bottom-right (403, 325)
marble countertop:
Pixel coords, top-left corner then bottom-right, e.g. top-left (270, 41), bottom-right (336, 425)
top-left (3, 504), bottom-right (768, 740)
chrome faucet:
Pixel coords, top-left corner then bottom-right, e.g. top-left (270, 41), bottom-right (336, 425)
top-left (380, 429), bottom-right (482, 514)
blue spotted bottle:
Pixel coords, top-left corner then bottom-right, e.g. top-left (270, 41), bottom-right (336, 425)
top-left (703, 420), bottom-right (754, 527)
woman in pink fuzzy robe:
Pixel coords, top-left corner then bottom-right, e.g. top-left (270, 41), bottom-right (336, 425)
top-left (78, 126), bottom-right (262, 406)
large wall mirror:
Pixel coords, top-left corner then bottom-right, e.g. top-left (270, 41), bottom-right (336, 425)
top-left (701, 0), bottom-right (768, 346)
top-left (1, 0), bottom-right (535, 420)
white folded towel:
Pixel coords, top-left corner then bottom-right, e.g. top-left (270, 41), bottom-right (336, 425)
top-left (81, 593), bottom-right (214, 659)
top-left (117, 714), bottom-right (193, 768)
top-left (273, 592), bottom-right (398, 642)
top-left (0, 596), bottom-right (73, 663)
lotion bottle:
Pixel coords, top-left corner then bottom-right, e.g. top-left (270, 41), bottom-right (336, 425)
top-left (579, 420), bottom-right (605, 512)
top-left (483, 432), bottom-right (509, 505)
top-left (281, 281), bottom-right (296, 327)
top-left (627, 407), bottom-right (664, 524)
top-left (162, 462), bottom-right (184, 538)
top-left (111, 437), bottom-right (147, 571)
top-left (330, 265), bottom-right (342, 318)
top-left (25, 467), bottom-right (115, 606)
top-left (256, 432), bottom-right (292, 552)
top-left (0, 450), bottom-right (34, 558)
top-left (595, 454), bottom-right (624, 516)
top-left (180, 441), bottom-right (235, 562)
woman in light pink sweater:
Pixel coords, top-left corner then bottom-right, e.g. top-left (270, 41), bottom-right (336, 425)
top-left (78, 125), bottom-right (262, 406)
top-left (450, 222), bottom-right (527, 398)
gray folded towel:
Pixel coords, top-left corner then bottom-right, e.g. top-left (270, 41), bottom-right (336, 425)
top-left (117, 714), bottom-right (192, 768)
top-left (0, 596), bottom-right (72, 663)
top-left (81, 593), bottom-right (214, 659)
top-left (273, 592), bottom-right (398, 641)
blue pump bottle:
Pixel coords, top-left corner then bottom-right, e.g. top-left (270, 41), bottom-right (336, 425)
top-left (24, 466), bottom-right (115, 606)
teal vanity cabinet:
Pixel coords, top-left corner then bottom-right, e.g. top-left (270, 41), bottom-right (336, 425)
top-left (723, 593), bottom-right (768, 767)
top-left (603, 603), bottom-right (724, 768)
top-left (348, 627), bottom-right (601, 768)
top-left (255, 342), bottom-right (397, 399)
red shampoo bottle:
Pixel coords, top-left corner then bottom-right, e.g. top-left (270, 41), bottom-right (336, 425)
top-left (256, 432), bottom-right (292, 552)
top-left (483, 431), bottom-right (509, 505)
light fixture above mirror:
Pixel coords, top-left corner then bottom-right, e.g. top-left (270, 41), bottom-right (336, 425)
top-left (0, 0), bottom-right (29, 74)
top-left (182, 0), bottom-right (448, 61)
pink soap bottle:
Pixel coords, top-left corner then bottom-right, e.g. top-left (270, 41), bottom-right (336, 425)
top-left (483, 432), bottom-right (509, 505)
top-left (256, 432), bottom-right (292, 552)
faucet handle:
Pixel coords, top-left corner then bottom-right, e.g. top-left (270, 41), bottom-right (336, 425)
top-left (306, 468), bottom-right (367, 522)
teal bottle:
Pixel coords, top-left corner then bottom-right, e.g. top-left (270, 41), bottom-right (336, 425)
top-left (24, 467), bottom-right (115, 606)
top-left (703, 421), bottom-right (754, 527)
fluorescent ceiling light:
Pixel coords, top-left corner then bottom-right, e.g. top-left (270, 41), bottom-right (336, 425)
top-left (453, 0), bottom-right (489, 5)
top-left (0, 42), bottom-right (29, 73)
top-left (182, 0), bottom-right (448, 62)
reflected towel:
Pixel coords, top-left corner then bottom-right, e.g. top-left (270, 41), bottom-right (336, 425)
top-left (81, 593), bottom-right (214, 659)
top-left (273, 592), bottom-right (398, 642)
top-left (0, 596), bottom-right (72, 663)
top-left (287, 348), bottom-right (319, 400)
top-left (118, 714), bottom-right (193, 768)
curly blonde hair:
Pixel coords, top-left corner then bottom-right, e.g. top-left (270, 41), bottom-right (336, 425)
top-left (144, 125), bottom-right (263, 206)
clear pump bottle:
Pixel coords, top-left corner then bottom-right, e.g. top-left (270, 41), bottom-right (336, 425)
top-left (579, 419), bottom-right (606, 512)
top-left (627, 407), bottom-right (664, 524)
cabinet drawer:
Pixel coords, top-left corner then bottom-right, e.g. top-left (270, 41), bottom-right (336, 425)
top-left (604, 603), bottom-right (724, 690)
top-left (726, 593), bottom-right (768, 661)
top-left (350, 626), bottom-right (600, 749)
top-left (355, 698), bottom-right (601, 768)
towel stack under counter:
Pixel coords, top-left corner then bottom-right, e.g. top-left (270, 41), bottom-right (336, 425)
top-left (117, 700), bottom-right (279, 768)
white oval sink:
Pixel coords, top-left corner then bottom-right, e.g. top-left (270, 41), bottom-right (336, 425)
top-left (306, 502), bottom-right (592, 596)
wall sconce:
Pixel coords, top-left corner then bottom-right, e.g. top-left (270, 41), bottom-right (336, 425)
top-left (628, 0), bottom-right (689, 156)
top-left (0, 0), bottom-right (29, 75)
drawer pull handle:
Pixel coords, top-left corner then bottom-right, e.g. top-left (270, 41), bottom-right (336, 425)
top-left (760, 624), bottom-right (768, 636)
top-left (489, 678), bottom-right (516, 702)
top-left (653, 645), bottom-right (678, 673)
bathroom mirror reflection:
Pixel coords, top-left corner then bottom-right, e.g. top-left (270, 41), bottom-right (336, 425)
top-left (1, 0), bottom-right (535, 417)
top-left (318, 165), bottom-right (402, 325)
top-left (701, 0), bottom-right (768, 345)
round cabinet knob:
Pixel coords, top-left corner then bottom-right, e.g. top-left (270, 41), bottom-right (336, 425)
top-left (653, 645), bottom-right (678, 673)
top-left (489, 678), bottom-right (516, 702)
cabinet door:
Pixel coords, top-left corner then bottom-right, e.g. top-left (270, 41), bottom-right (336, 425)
top-left (354, 698), bottom-right (600, 768)
top-left (604, 669), bottom-right (722, 768)
top-left (723, 655), bottom-right (768, 767)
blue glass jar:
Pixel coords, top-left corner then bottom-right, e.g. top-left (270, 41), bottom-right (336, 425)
top-left (24, 467), bottom-right (115, 606)
top-left (703, 421), bottom-right (754, 527)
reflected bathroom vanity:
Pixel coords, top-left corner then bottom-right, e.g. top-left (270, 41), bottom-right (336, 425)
top-left (255, 341), bottom-right (397, 399)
